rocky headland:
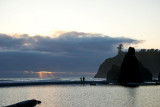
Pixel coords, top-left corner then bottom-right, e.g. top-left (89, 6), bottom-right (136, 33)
top-left (94, 48), bottom-right (160, 81)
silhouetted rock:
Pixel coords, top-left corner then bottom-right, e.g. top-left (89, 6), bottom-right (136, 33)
top-left (118, 47), bottom-right (143, 83)
top-left (94, 49), bottom-right (158, 80)
top-left (107, 62), bottom-right (152, 82)
top-left (107, 65), bottom-right (120, 82)
top-left (94, 54), bottom-right (125, 78)
top-left (5, 99), bottom-right (41, 107)
top-left (139, 63), bottom-right (152, 80)
top-left (158, 72), bottom-right (160, 80)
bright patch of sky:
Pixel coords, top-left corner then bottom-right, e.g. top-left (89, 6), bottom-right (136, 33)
top-left (0, 0), bottom-right (160, 49)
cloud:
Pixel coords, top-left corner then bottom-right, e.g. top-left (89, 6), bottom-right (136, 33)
top-left (0, 31), bottom-right (142, 77)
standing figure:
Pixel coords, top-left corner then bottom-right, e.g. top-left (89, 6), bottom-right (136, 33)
top-left (80, 77), bottom-right (82, 84)
top-left (82, 76), bottom-right (85, 84)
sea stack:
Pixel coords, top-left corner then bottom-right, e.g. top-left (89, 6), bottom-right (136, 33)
top-left (118, 47), bottom-right (144, 83)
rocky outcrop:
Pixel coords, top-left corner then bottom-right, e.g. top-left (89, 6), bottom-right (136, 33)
top-left (158, 72), bottom-right (160, 80)
top-left (95, 49), bottom-right (160, 79)
top-left (94, 52), bottom-right (126, 78)
top-left (95, 54), bottom-right (125, 78)
top-left (139, 63), bottom-right (152, 80)
top-left (106, 47), bottom-right (152, 82)
top-left (118, 47), bottom-right (143, 83)
top-left (107, 65), bottom-right (120, 82)
top-left (107, 63), bottom-right (152, 82)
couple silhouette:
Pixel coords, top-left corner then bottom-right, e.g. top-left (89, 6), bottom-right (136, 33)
top-left (80, 76), bottom-right (85, 84)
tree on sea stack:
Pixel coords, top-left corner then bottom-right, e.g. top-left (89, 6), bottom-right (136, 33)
top-left (117, 44), bottom-right (123, 55)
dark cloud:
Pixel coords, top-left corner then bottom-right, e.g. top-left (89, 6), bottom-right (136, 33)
top-left (0, 31), bottom-right (142, 77)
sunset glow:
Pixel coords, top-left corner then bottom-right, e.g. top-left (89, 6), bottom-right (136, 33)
top-left (24, 71), bottom-right (96, 78)
top-left (24, 71), bottom-right (54, 78)
top-left (36, 71), bottom-right (54, 78)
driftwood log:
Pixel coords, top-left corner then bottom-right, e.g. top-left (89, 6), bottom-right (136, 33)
top-left (5, 99), bottom-right (41, 107)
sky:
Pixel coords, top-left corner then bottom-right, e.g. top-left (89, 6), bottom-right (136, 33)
top-left (0, 0), bottom-right (159, 78)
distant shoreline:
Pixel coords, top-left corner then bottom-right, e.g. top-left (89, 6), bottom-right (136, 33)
top-left (1, 80), bottom-right (160, 87)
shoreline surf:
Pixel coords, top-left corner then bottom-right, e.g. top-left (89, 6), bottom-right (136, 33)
top-left (0, 80), bottom-right (160, 87)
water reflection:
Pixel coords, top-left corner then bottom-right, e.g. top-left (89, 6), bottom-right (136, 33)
top-left (124, 86), bottom-right (138, 107)
top-left (0, 85), bottom-right (160, 107)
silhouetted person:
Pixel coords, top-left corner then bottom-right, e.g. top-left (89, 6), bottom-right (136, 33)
top-left (83, 76), bottom-right (85, 84)
top-left (80, 77), bottom-right (82, 84)
top-left (118, 47), bottom-right (143, 83)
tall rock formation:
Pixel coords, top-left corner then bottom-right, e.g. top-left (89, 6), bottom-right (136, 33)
top-left (118, 47), bottom-right (143, 83)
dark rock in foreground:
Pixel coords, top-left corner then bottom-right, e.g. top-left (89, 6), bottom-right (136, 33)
top-left (5, 99), bottom-right (41, 107)
top-left (118, 47), bottom-right (143, 83)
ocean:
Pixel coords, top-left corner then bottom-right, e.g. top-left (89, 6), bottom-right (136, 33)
top-left (0, 78), bottom-right (160, 107)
